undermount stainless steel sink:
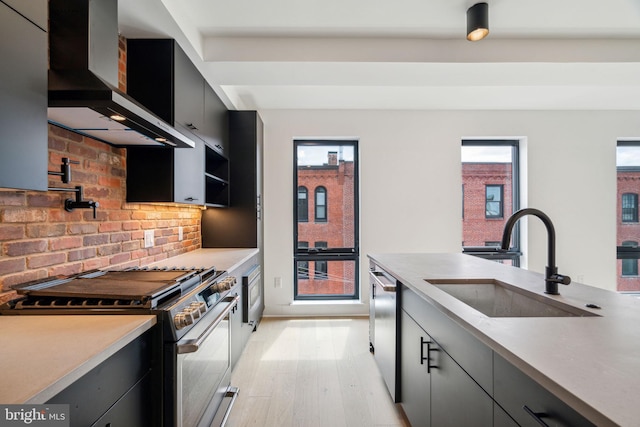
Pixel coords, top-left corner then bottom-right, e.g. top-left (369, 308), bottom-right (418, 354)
top-left (425, 278), bottom-right (599, 318)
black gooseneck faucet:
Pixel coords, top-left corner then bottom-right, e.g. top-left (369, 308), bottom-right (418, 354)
top-left (48, 158), bottom-right (99, 218)
top-left (500, 208), bottom-right (571, 295)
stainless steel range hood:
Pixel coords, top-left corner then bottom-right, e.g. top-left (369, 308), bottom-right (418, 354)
top-left (48, 0), bottom-right (195, 148)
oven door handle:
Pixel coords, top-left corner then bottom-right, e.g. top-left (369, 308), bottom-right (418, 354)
top-left (177, 295), bottom-right (239, 354)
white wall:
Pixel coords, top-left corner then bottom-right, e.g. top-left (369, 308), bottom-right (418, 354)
top-left (260, 109), bottom-right (639, 317)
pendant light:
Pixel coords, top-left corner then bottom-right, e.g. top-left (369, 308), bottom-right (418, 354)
top-left (467, 2), bottom-right (489, 41)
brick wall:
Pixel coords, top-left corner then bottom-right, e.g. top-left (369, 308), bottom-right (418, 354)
top-left (462, 162), bottom-right (513, 246)
top-left (0, 124), bottom-right (202, 304)
top-left (297, 160), bottom-right (356, 295)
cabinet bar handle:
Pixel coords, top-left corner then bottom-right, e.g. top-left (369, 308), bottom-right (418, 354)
top-left (523, 405), bottom-right (550, 427)
top-left (420, 337), bottom-right (437, 373)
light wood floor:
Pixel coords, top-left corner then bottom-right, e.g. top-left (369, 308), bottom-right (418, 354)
top-left (226, 317), bottom-right (409, 427)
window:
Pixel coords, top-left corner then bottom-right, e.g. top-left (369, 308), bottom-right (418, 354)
top-left (315, 186), bottom-right (327, 222)
top-left (297, 186), bottom-right (308, 222)
top-left (461, 140), bottom-right (520, 266)
top-left (294, 140), bottom-right (359, 300)
top-left (485, 185), bottom-right (504, 218)
top-left (622, 193), bottom-right (638, 223)
top-left (616, 142), bottom-right (640, 291)
top-left (622, 241), bottom-right (639, 276)
top-left (314, 241), bottom-right (328, 279)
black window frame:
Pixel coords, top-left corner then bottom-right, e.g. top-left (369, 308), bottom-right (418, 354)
top-left (293, 139), bottom-right (360, 301)
top-left (315, 186), bottom-right (328, 222)
top-left (314, 241), bottom-right (328, 279)
top-left (297, 186), bottom-right (309, 222)
top-left (621, 240), bottom-right (639, 276)
top-left (622, 192), bottom-right (638, 223)
top-left (297, 241), bottom-right (309, 279)
top-left (616, 141), bottom-right (640, 277)
top-left (485, 184), bottom-right (504, 218)
top-left (461, 140), bottom-right (521, 266)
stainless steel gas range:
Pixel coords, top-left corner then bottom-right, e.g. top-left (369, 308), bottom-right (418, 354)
top-left (1, 266), bottom-right (239, 427)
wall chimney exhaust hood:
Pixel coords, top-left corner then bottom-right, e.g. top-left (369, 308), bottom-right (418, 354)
top-left (48, 0), bottom-right (195, 148)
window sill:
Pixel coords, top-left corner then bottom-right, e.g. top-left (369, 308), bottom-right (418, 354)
top-left (290, 299), bottom-right (364, 306)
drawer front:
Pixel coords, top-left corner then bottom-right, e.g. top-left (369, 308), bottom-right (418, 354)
top-left (402, 284), bottom-right (493, 394)
top-left (494, 353), bottom-right (596, 427)
top-left (48, 328), bottom-right (156, 426)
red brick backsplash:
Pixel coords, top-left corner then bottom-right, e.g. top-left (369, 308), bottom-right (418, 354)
top-left (0, 124), bottom-right (202, 303)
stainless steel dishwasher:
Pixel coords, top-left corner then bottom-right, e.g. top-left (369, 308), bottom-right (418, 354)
top-left (369, 266), bottom-right (399, 402)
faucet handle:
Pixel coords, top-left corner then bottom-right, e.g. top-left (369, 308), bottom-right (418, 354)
top-left (91, 201), bottom-right (99, 219)
top-left (549, 273), bottom-right (571, 286)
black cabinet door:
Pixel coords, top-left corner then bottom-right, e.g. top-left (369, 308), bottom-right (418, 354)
top-left (430, 340), bottom-right (494, 427)
top-left (494, 353), bottom-right (597, 427)
top-left (0, 2), bottom-right (47, 192)
top-left (174, 138), bottom-right (205, 204)
top-left (400, 309), bottom-right (431, 427)
top-left (173, 44), bottom-right (204, 138)
top-left (201, 84), bottom-right (229, 156)
top-left (495, 404), bottom-right (520, 427)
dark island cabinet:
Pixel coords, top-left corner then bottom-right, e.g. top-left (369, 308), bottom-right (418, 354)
top-left (401, 303), bottom-right (493, 427)
top-left (400, 309), bottom-right (431, 427)
top-left (0, 0), bottom-right (48, 192)
top-left (494, 353), bottom-right (596, 427)
top-left (203, 111), bottom-right (263, 246)
top-left (47, 328), bottom-right (161, 427)
top-left (399, 281), bottom-right (598, 427)
top-left (430, 337), bottom-right (493, 427)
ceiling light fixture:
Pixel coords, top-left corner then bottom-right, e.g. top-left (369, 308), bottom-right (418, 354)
top-left (466, 2), bottom-right (489, 41)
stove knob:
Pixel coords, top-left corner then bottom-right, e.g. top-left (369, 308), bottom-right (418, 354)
top-left (174, 312), bottom-right (194, 330)
top-left (188, 302), bottom-right (206, 318)
top-left (191, 301), bottom-right (206, 315)
top-left (185, 305), bottom-right (200, 319)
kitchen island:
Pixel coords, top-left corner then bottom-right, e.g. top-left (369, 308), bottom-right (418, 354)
top-left (0, 315), bottom-right (156, 404)
top-left (369, 253), bottom-right (640, 427)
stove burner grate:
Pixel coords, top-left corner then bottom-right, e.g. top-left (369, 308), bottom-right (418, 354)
top-left (15, 296), bottom-right (149, 309)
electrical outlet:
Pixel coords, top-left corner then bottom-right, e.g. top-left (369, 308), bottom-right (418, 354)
top-left (274, 277), bottom-right (282, 288)
top-left (178, 226), bottom-right (183, 241)
top-left (144, 230), bottom-right (154, 248)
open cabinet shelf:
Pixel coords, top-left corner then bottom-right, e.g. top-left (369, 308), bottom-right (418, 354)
top-left (205, 144), bottom-right (229, 207)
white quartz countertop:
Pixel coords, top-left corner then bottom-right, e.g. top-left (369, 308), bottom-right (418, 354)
top-left (368, 253), bottom-right (640, 427)
top-left (151, 248), bottom-right (258, 273)
top-left (0, 315), bottom-right (156, 404)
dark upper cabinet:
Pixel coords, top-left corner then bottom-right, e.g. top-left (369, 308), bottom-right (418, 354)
top-left (126, 38), bottom-right (228, 157)
top-left (173, 43), bottom-right (205, 139)
top-left (0, 1), bottom-right (48, 192)
top-left (126, 38), bottom-right (229, 206)
top-left (202, 111), bottom-right (263, 247)
top-left (126, 139), bottom-right (205, 205)
top-left (202, 84), bottom-right (229, 157)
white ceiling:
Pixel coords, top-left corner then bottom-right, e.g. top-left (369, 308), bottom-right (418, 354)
top-left (118, 0), bottom-right (640, 111)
